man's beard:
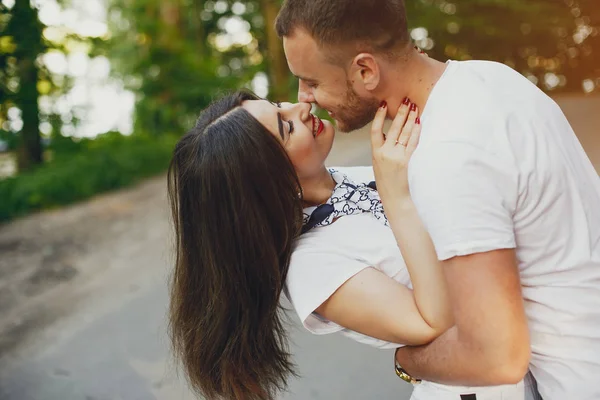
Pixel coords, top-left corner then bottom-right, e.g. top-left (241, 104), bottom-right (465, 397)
top-left (334, 82), bottom-right (380, 133)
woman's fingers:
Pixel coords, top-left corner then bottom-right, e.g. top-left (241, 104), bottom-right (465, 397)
top-left (405, 117), bottom-right (421, 157)
top-left (371, 99), bottom-right (420, 152)
top-left (384, 98), bottom-right (411, 146)
top-left (370, 101), bottom-right (388, 149)
top-left (397, 103), bottom-right (419, 147)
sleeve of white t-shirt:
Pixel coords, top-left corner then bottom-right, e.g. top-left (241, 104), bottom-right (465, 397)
top-left (285, 245), bottom-right (371, 334)
top-left (409, 140), bottom-right (519, 261)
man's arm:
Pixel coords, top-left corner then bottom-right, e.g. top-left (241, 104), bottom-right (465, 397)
top-left (395, 248), bottom-right (530, 385)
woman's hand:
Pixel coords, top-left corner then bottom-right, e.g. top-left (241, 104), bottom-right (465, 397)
top-left (370, 99), bottom-right (421, 209)
top-left (369, 101), bottom-right (453, 336)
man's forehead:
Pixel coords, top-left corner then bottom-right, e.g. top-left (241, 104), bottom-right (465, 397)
top-left (283, 29), bottom-right (327, 80)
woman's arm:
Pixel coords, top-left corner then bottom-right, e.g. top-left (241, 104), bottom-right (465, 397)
top-left (316, 267), bottom-right (447, 346)
top-left (316, 102), bottom-right (453, 346)
top-left (316, 200), bottom-right (453, 345)
top-left (385, 197), bottom-right (453, 332)
top-left (315, 200), bottom-right (453, 346)
top-left (372, 100), bottom-right (453, 333)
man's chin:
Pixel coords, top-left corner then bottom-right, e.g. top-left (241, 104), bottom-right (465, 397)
top-left (334, 122), bottom-right (351, 133)
top-left (335, 119), bottom-right (371, 133)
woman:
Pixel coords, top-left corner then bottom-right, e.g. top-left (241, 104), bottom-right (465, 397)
top-left (167, 91), bottom-right (525, 400)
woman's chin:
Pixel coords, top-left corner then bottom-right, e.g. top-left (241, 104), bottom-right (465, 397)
top-left (317, 121), bottom-right (336, 160)
top-left (318, 120), bottom-right (335, 139)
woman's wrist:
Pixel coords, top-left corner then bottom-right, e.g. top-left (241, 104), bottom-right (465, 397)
top-left (383, 196), bottom-right (415, 217)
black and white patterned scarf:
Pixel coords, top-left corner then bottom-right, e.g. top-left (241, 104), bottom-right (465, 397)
top-left (301, 169), bottom-right (388, 234)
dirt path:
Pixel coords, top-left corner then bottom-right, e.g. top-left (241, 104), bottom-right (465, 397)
top-left (0, 176), bottom-right (171, 357)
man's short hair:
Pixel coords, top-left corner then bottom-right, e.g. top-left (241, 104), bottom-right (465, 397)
top-left (275, 0), bottom-right (411, 60)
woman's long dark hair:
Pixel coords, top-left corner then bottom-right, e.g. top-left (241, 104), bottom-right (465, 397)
top-left (167, 91), bottom-right (304, 400)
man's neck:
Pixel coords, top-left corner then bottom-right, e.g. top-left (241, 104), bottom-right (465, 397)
top-left (382, 54), bottom-right (448, 119)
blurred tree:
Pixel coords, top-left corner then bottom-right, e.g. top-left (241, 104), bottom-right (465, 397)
top-left (104, 0), bottom-right (304, 136)
top-left (259, 0), bottom-right (290, 100)
top-left (105, 0), bottom-right (264, 135)
top-left (0, 0), bottom-right (78, 172)
top-left (407, 0), bottom-right (599, 92)
top-left (1, 0), bottom-right (45, 170)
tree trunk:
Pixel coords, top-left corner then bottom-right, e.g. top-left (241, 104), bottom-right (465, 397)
top-left (260, 0), bottom-right (290, 100)
top-left (12, 1), bottom-right (43, 171)
top-left (16, 58), bottom-right (42, 170)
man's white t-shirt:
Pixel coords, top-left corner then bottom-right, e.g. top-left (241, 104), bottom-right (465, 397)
top-left (409, 60), bottom-right (600, 400)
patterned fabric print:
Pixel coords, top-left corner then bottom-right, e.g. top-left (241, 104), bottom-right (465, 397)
top-left (301, 169), bottom-right (388, 234)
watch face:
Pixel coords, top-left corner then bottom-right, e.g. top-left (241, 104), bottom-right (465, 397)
top-left (395, 365), bottom-right (411, 382)
top-left (395, 364), bottom-right (422, 384)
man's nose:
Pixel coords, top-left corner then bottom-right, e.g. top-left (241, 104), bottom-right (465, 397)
top-left (283, 102), bottom-right (311, 121)
top-left (296, 102), bottom-right (312, 121)
top-left (298, 81), bottom-right (314, 103)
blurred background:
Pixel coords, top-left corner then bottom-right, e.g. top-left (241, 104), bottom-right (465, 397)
top-left (0, 0), bottom-right (598, 399)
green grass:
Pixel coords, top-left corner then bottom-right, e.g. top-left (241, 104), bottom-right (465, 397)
top-left (0, 132), bottom-right (177, 223)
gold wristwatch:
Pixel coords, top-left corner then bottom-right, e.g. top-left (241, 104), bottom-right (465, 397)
top-left (394, 348), bottom-right (422, 384)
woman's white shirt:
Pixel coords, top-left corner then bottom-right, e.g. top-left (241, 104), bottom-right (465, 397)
top-left (285, 166), bottom-right (409, 349)
top-left (285, 165), bottom-right (530, 399)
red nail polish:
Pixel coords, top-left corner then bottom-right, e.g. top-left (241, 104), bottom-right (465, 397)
top-left (410, 103), bottom-right (417, 111)
top-left (380, 100), bottom-right (387, 108)
top-left (403, 97), bottom-right (411, 105)
top-left (416, 117), bottom-right (421, 124)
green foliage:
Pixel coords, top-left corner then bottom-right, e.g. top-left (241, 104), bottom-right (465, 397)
top-left (1, 0), bottom-right (46, 169)
top-left (0, 132), bottom-right (177, 223)
top-left (104, 0), bottom-right (266, 135)
top-left (0, 128), bottom-right (17, 150)
top-left (0, 0), bottom-right (81, 171)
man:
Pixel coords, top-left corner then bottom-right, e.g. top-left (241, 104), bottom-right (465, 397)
top-left (275, 1), bottom-right (600, 399)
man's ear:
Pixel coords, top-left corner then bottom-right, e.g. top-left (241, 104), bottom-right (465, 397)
top-left (349, 53), bottom-right (381, 92)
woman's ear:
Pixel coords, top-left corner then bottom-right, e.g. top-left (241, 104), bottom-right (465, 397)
top-left (349, 53), bottom-right (381, 92)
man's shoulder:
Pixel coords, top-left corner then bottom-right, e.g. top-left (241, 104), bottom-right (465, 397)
top-left (450, 60), bottom-right (529, 90)
top-left (431, 60), bottom-right (536, 116)
top-left (421, 61), bottom-right (533, 146)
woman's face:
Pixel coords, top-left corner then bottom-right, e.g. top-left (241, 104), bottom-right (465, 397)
top-left (242, 100), bottom-right (335, 180)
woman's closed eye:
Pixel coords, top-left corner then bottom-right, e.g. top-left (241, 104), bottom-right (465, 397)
top-left (275, 101), bottom-right (294, 139)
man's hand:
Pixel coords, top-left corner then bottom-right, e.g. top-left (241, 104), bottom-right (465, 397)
top-left (395, 248), bottom-right (531, 386)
